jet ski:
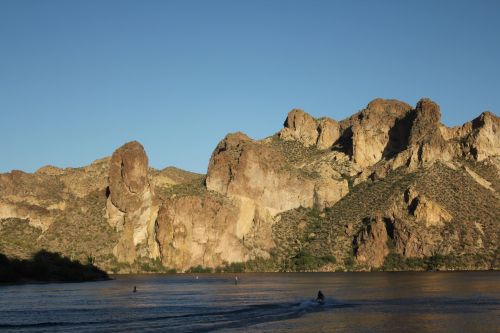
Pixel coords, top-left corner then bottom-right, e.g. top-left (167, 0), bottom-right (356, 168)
top-left (315, 290), bottom-right (325, 305)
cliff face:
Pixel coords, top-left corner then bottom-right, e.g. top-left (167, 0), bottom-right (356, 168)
top-left (1, 98), bottom-right (498, 272)
top-left (106, 141), bottom-right (160, 264)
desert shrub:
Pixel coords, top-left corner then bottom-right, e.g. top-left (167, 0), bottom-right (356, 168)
top-left (223, 262), bottom-right (245, 273)
top-left (291, 250), bottom-right (336, 271)
top-left (187, 265), bottom-right (212, 273)
top-left (382, 252), bottom-right (405, 270)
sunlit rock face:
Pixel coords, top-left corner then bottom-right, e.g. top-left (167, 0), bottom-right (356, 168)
top-left (279, 109), bottom-right (320, 147)
top-left (155, 195), bottom-right (246, 272)
top-left (106, 141), bottom-right (160, 263)
top-left (206, 129), bottom-right (349, 244)
top-left (1, 98), bottom-right (498, 273)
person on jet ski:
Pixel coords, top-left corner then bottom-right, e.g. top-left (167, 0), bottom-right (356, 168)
top-left (316, 290), bottom-right (325, 304)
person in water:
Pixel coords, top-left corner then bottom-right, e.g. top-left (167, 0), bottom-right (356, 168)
top-left (133, 286), bottom-right (137, 293)
top-left (316, 290), bottom-right (325, 303)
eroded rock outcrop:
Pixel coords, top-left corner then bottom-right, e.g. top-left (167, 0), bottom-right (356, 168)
top-left (279, 109), bottom-right (319, 147)
top-left (206, 131), bottom-right (349, 244)
top-left (403, 99), bottom-right (453, 167)
top-left (403, 186), bottom-right (452, 227)
top-left (348, 99), bottom-right (413, 168)
top-left (278, 109), bottom-right (341, 150)
top-left (155, 195), bottom-right (247, 271)
top-left (317, 118), bottom-right (341, 149)
top-left (106, 141), bottom-right (160, 263)
top-left (463, 112), bottom-right (500, 160)
top-left (354, 216), bottom-right (390, 268)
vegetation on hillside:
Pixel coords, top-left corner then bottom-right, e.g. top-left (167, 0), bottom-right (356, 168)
top-left (0, 250), bottom-right (109, 284)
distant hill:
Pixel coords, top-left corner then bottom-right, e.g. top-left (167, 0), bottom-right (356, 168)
top-left (0, 98), bottom-right (498, 272)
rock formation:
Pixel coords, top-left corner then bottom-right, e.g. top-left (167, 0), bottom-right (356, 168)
top-left (155, 195), bottom-right (246, 271)
top-left (1, 98), bottom-right (498, 272)
top-left (354, 216), bottom-right (390, 268)
top-left (279, 109), bottom-right (319, 147)
top-left (106, 141), bottom-right (160, 263)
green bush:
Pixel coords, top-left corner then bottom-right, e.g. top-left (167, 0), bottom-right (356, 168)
top-left (187, 265), bottom-right (212, 273)
top-left (382, 252), bottom-right (405, 270)
top-left (290, 250), bottom-right (336, 271)
top-left (223, 262), bottom-right (245, 273)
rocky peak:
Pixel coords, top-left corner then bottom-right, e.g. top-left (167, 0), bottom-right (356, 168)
top-left (213, 132), bottom-right (252, 153)
top-left (106, 141), bottom-right (159, 263)
top-left (472, 111), bottom-right (497, 129)
top-left (279, 109), bottom-right (341, 150)
top-left (408, 98), bottom-right (442, 146)
top-left (346, 99), bottom-right (413, 168)
top-left (466, 111), bottom-right (500, 160)
top-left (206, 132), bottom-right (254, 195)
top-left (108, 141), bottom-right (149, 213)
top-left (363, 98), bottom-right (413, 120)
top-left (400, 98), bottom-right (452, 167)
top-left (279, 109), bottom-right (319, 147)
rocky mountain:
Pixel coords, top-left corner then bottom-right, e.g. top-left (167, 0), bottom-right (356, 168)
top-left (1, 98), bottom-right (498, 272)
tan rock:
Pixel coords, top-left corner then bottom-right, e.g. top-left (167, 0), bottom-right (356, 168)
top-left (402, 186), bottom-right (452, 227)
top-left (313, 178), bottom-right (349, 210)
top-left (410, 197), bottom-right (452, 227)
top-left (207, 132), bottom-right (349, 219)
top-left (279, 109), bottom-right (319, 147)
top-left (317, 117), bottom-right (340, 149)
top-left (349, 99), bottom-right (412, 168)
top-left (465, 112), bottom-right (500, 161)
top-left (0, 200), bottom-right (52, 231)
top-left (400, 99), bottom-right (451, 168)
top-left (155, 195), bottom-right (247, 271)
top-left (106, 141), bottom-right (160, 263)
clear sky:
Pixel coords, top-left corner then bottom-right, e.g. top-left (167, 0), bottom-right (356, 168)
top-left (1, 0), bottom-right (499, 174)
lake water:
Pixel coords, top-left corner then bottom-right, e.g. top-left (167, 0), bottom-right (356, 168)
top-left (0, 272), bottom-right (498, 332)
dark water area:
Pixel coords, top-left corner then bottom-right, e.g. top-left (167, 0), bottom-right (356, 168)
top-left (0, 272), bottom-right (498, 332)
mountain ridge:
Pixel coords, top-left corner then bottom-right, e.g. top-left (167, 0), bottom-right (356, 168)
top-left (1, 97), bottom-right (498, 272)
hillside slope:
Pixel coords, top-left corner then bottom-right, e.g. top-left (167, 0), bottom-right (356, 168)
top-left (1, 98), bottom-right (498, 272)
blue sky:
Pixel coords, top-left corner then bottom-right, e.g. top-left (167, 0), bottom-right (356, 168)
top-left (1, 0), bottom-right (499, 173)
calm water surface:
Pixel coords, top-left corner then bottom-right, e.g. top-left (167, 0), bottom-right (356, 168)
top-left (0, 272), bottom-right (498, 332)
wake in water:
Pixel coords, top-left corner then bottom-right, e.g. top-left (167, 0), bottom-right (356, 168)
top-left (0, 299), bottom-right (350, 333)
